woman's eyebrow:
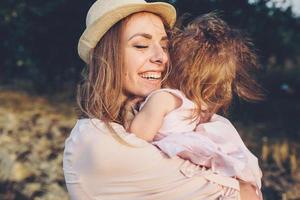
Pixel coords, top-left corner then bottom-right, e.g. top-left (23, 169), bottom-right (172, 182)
top-left (128, 33), bottom-right (168, 41)
top-left (128, 33), bottom-right (152, 41)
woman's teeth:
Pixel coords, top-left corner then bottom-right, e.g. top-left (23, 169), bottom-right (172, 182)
top-left (140, 73), bottom-right (161, 80)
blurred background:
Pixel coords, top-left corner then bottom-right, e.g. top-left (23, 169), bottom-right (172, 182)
top-left (0, 0), bottom-right (299, 199)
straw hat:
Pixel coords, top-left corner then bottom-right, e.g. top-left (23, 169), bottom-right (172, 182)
top-left (78, 0), bottom-right (177, 64)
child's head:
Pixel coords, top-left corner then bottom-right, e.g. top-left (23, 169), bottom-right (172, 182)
top-left (167, 13), bottom-right (263, 121)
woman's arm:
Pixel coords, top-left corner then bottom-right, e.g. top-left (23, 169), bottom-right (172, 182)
top-left (64, 119), bottom-right (245, 199)
top-left (129, 91), bottom-right (181, 141)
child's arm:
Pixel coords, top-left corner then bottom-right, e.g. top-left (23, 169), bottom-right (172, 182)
top-left (129, 91), bottom-right (181, 142)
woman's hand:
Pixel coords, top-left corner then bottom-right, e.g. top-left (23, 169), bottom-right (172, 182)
top-left (121, 97), bottom-right (144, 130)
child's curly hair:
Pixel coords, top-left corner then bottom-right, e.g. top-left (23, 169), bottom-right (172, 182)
top-left (166, 13), bottom-right (264, 122)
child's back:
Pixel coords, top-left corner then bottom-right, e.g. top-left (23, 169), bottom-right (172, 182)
top-left (129, 13), bottom-right (263, 199)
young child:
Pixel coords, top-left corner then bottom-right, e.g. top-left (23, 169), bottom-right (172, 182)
top-left (128, 13), bottom-right (263, 197)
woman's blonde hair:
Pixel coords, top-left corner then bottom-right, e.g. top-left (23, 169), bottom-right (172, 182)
top-left (167, 13), bottom-right (264, 122)
top-left (77, 19), bottom-right (126, 124)
top-left (76, 18), bottom-right (133, 145)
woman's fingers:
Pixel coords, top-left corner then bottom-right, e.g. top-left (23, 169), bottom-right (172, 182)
top-left (122, 97), bottom-right (144, 130)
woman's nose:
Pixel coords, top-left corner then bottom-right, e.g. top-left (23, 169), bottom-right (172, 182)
top-left (150, 45), bottom-right (168, 65)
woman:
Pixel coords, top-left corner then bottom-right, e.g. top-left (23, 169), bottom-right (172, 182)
top-left (63, 0), bottom-right (260, 199)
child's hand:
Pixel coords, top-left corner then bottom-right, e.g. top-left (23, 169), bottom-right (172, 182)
top-left (122, 97), bottom-right (144, 130)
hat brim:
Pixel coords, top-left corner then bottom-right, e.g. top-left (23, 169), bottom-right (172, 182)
top-left (78, 2), bottom-right (176, 64)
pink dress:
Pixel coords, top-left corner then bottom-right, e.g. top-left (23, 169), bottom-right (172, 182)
top-left (140, 89), bottom-right (262, 191)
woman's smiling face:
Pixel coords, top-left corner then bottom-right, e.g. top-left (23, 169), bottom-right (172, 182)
top-left (122, 12), bottom-right (169, 97)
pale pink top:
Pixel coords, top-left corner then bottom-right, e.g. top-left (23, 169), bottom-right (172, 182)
top-left (140, 89), bottom-right (262, 190)
top-left (63, 119), bottom-right (241, 200)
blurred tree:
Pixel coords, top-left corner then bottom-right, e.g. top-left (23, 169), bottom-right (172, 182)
top-left (0, 0), bottom-right (299, 93)
top-left (0, 0), bottom-right (94, 92)
top-left (151, 0), bottom-right (300, 67)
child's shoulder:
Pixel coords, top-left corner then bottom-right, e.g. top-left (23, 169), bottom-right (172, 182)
top-left (148, 88), bottom-right (185, 100)
top-left (148, 89), bottom-right (182, 105)
top-left (140, 89), bottom-right (183, 113)
top-left (147, 89), bottom-right (186, 105)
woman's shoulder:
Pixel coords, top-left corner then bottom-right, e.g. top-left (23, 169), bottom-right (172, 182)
top-left (72, 118), bottom-right (108, 136)
top-left (68, 118), bottom-right (149, 147)
top-left (73, 118), bottom-right (127, 134)
top-left (65, 119), bottom-right (107, 147)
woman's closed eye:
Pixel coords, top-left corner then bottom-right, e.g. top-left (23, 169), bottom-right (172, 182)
top-left (134, 44), bottom-right (148, 49)
top-left (135, 45), bottom-right (168, 50)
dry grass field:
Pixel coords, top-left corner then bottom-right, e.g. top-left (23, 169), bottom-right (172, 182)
top-left (0, 90), bottom-right (299, 200)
